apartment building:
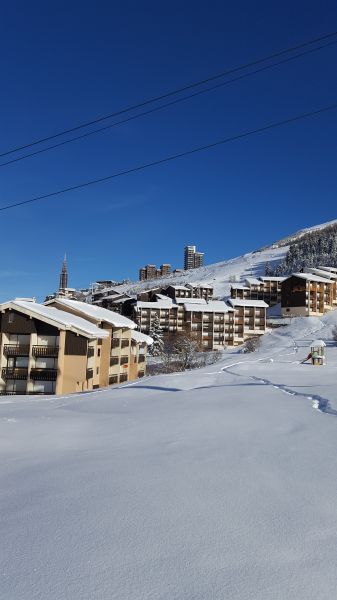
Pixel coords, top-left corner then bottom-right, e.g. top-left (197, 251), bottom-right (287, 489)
top-left (0, 300), bottom-right (109, 396)
top-left (134, 299), bottom-right (184, 335)
top-left (231, 276), bottom-right (285, 306)
top-left (184, 245), bottom-right (204, 270)
top-left (228, 299), bottom-right (268, 345)
top-left (46, 298), bottom-right (152, 386)
top-left (183, 301), bottom-right (234, 349)
top-left (139, 263), bottom-right (171, 281)
top-left (281, 273), bottom-right (335, 317)
top-left (129, 330), bottom-right (153, 380)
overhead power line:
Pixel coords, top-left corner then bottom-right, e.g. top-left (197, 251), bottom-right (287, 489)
top-left (1, 38), bottom-right (337, 169)
top-left (1, 29), bottom-right (337, 159)
top-left (1, 101), bottom-right (336, 214)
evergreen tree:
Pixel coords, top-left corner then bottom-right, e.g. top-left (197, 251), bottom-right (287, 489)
top-left (148, 314), bottom-right (164, 356)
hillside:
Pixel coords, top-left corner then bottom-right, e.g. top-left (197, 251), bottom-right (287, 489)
top-left (1, 311), bottom-right (337, 599)
top-left (117, 218), bottom-right (337, 298)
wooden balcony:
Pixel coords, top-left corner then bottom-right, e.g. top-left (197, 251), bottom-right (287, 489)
top-left (2, 368), bottom-right (28, 380)
top-left (30, 368), bottom-right (58, 381)
top-left (32, 346), bottom-right (59, 358)
top-left (3, 345), bottom-right (30, 357)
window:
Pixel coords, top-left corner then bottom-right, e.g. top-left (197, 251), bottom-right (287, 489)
top-left (96, 367), bottom-right (99, 375)
top-left (97, 348), bottom-right (101, 357)
top-left (8, 312), bottom-right (14, 323)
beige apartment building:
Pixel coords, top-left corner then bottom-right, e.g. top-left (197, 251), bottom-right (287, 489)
top-left (134, 299), bottom-right (184, 335)
top-left (46, 298), bottom-right (152, 386)
top-left (228, 299), bottom-right (268, 345)
top-left (281, 273), bottom-right (335, 317)
top-left (0, 299), bottom-right (152, 396)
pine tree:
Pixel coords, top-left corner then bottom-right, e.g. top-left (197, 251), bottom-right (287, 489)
top-left (149, 314), bottom-right (164, 356)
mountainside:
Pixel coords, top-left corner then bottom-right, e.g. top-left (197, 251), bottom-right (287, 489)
top-left (119, 218), bottom-right (337, 298)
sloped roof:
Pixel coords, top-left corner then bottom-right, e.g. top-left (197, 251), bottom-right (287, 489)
top-left (184, 300), bottom-right (233, 313)
top-left (293, 273), bottom-right (333, 284)
top-left (45, 298), bottom-right (136, 329)
top-left (228, 299), bottom-right (269, 308)
top-left (131, 330), bottom-right (153, 345)
top-left (1, 300), bottom-right (108, 339)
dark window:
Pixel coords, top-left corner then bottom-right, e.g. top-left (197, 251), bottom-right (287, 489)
top-left (97, 348), bottom-right (101, 357)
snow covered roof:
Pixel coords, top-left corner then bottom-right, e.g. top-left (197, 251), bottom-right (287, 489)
top-left (131, 330), bottom-right (153, 346)
top-left (135, 300), bottom-right (175, 309)
top-left (166, 285), bottom-right (190, 290)
top-left (184, 301), bottom-right (233, 313)
top-left (259, 276), bottom-right (287, 282)
top-left (309, 268), bottom-right (337, 280)
top-left (245, 277), bottom-right (264, 286)
top-left (311, 339), bottom-right (326, 347)
top-left (186, 282), bottom-right (213, 289)
top-left (293, 273), bottom-right (333, 284)
top-left (45, 298), bottom-right (136, 329)
top-left (2, 301), bottom-right (109, 339)
top-left (175, 297), bottom-right (207, 304)
top-left (230, 284), bottom-right (250, 290)
top-left (228, 299), bottom-right (269, 308)
top-left (318, 266), bottom-right (337, 273)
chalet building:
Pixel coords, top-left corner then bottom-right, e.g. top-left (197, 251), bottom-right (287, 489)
top-left (183, 301), bottom-right (234, 349)
top-left (231, 277), bottom-right (285, 306)
top-left (45, 298), bottom-right (152, 386)
top-left (228, 299), bottom-right (268, 345)
top-left (281, 273), bottom-right (335, 317)
top-left (0, 299), bottom-right (152, 396)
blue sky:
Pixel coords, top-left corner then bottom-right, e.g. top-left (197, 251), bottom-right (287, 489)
top-left (1, 0), bottom-right (337, 301)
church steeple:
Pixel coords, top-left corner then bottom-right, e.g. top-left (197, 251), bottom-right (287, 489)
top-left (59, 254), bottom-right (68, 292)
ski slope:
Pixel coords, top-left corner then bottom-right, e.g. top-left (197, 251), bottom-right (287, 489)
top-left (1, 312), bottom-right (337, 599)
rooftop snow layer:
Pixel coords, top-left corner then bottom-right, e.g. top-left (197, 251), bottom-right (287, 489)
top-left (46, 298), bottom-right (136, 329)
top-left (184, 300), bottom-right (233, 313)
top-left (5, 300), bottom-right (109, 338)
top-left (293, 273), bottom-right (334, 284)
top-left (131, 330), bottom-right (153, 345)
top-left (228, 298), bottom-right (269, 308)
top-left (136, 300), bottom-right (175, 309)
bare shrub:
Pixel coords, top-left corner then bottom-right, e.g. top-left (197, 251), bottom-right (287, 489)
top-left (242, 336), bottom-right (261, 353)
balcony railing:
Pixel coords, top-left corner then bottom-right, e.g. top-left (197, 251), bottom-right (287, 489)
top-left (32, 346), bottom-right (59, 358)
top-left (111, 338), bottom-right (120, 348)
top-left (30, 368), bottom-right (58, 381)
top-left (110, 356), bottom-right (119, 366)
top-left (3, 345), bottom-right (30, 356)
top-left (121, 339), bottom-right (129, 348)
top-left (0, 390), bottom-right (26, 395)
top-left (2, 368), bottom-right (28, 380)
top-left (120, 356), bottom-right (129, 365)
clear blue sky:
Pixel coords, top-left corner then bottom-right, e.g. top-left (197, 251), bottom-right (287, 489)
top-left (1, 0), bottom-right (337, 301)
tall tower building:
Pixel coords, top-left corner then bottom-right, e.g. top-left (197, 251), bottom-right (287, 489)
top-left (59, 254), bottom-right (68, 292)
top-left (184, 245), bottom-right (204, 270)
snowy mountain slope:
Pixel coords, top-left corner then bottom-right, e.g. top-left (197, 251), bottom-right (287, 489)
top-left (1, 312), bottom-right (337, 599)
top-left (118, 218), bottom-right (337, 298)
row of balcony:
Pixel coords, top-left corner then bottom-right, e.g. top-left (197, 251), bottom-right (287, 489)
top-left (3, 345), bottom-right (59, 357)
top-left (1, 368), bottom-right (58, 381)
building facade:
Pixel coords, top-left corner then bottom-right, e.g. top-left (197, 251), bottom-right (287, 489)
top-left (0, 299), bottom-right (152, 396)
top-left (184, 245), bottom-right (204, 270)
top-left (281, 273), bottom-right (335, 317)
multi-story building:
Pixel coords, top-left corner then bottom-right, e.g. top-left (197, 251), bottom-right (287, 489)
top-left (134, 294), bottom-right (268, 350)
top-left (228, 299), bottom-right (268, 345)
top-left (139, 264), bottom-right (171, 281)
top-left (134, 299), bottom-right (184, 335)
top-left (0, 299), bottom-right (152, 396)
top-left (183, 301), bottom-right (234, 349)
top-left (231, 276), bottom-right (285, 306)
top-left (281, 273), bottom-right (335, 317)
top-left (184, 245), bottom-right (204, 270)
top-left (45, 298), bottom-right (152, 386)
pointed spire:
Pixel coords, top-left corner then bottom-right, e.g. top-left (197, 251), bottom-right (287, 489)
top-left (59, 253), bottom-right (68, 291)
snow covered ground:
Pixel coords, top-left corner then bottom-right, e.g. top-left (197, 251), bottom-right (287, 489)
top-left (120, 245), bottom-right (287, 299)
top-left (1, 312), bottom-right (337, 599)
